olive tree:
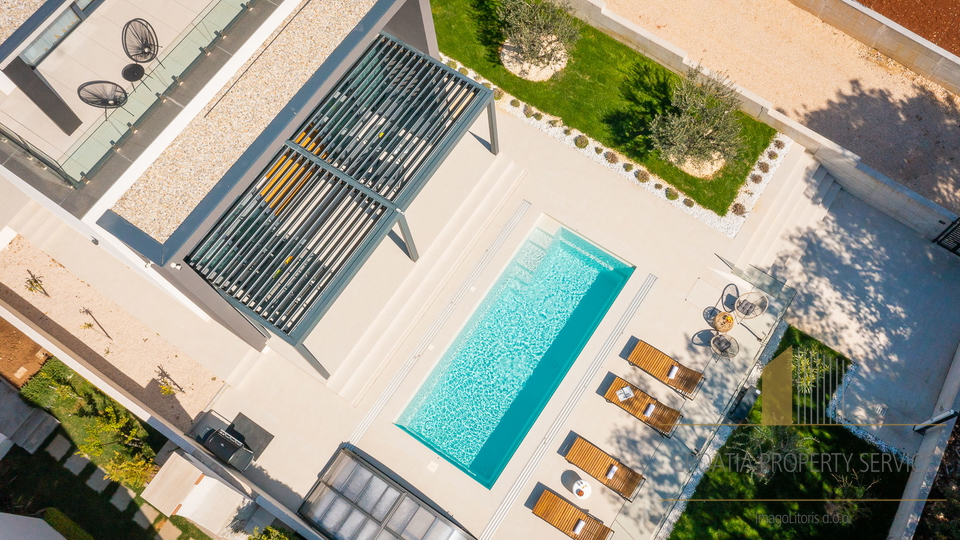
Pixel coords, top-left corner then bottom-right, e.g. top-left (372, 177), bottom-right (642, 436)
top-left (651, 67), bottom-right (744, 165)
top-left (498, 0), bottom-right (581, 67)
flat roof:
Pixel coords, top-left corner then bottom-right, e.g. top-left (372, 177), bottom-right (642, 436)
top-left (185, 33), bottom-right (490, 340)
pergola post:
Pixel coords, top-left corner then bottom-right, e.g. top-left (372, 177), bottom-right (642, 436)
top-left (487, 101), bottom-right (499, 155)
top-left (397, 212), bottom-right (419, 262)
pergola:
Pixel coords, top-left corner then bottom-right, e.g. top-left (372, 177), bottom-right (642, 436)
top-left (186, 33), bottom-right (494, 343)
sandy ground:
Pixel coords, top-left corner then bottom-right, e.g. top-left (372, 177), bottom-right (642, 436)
top-left (0, 236), bottom-right (222, 430)
top-left (0, 0), bottom-right (45, 44)
top-left (604, 0), bottom-right (960, 214)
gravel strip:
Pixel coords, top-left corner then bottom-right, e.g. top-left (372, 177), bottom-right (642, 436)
top-left (0, 0), bottom-right (46, 44)
top-left (113, 0), bottom-right (377, 242)
top-left (0, 236), bottom-right (222, 430)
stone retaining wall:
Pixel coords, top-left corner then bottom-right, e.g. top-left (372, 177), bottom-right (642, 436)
top-left (787, 0), bottom-right (960, 97)
top-left (566, 0), bottom-right (958, 239)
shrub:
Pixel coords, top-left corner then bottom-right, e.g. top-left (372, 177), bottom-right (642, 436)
top-left (792, 341), bottom-right (835, 394)
top-left (731, 202), bottom-right (747, 216)
top-left (445, 60), bottom-right (457, 69)
top-left (767, 150), bottom-right (778, 160)
top-left (654, 183), bottom-right (663, 189)
top-left (102, 453), bottom-right (158, 489)
top-left (750, 173), bottom-right (763, 184)
top-left (683, 198), bottom-right (694, 207)
top-left (458, 67), bottom-right (469, 76)
top-left (636, 169), bottom-right (650, 182)
top-left (523, 104), bottom-right (534, 117)
top-left (498, 0), bottom-right (581, 67)
top-left (604, 151), bottom-right (619, 164)
top-left (594, 146), bottom-right (603, 154)
top-left (623, 163), bottom-right (634, 172)
top-left (510, 98), bottom-right (520, 107)
top-left (665, 188), bottom-right (679, 200)
top-left (482, 82), bottom-right (492, 89)
top-left (574, 135), bottom-right (588, 148)
top-left (44, 509), bottom-right (95, 540)
top-left (563, 127), bottom-right (572, 135)
top-left (757, 161), bottom-right (770, 173)
top-left (250, 527), bottom-right (300, 540)
top-left (533, 112), bottom-right (544, 120)
top-left (651, 67), bottom-right (745, 164)
top-left (493, 88), bottom-right (504, 100)
top-left (774, 138), bottom-right (785, 149)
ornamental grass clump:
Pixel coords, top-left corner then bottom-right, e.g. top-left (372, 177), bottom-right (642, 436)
top-left (498, 0), bottom-right (581, 68)
top-left (683, 198), bottom-right (694, 207)
top-left (665, 188), bottom-right (679, 200)
top-left (750, 173), bottom-right (763, 184)
top-left (574, 135), bottom-right (588, 148)
top-left (623, 163), bottom-right (634, 172)
top-left (651, 67), bottom-right (745, 166)
top-left (534, 112), bottom-right (544, 120)
top-left (774, 139), bottom-right (786, 150)
top-left (757, 161), bottom-right (770, 173)
top-left (523, 104), bottom-right (535, 117)
top-left (767, 150), bottom-right (779, 160)
top-left (594, 146), bottom-right (603, 154)
top-left (604, 151), bottom-right (619, 164)
top-left (636, 169), bottom-right (650, 182)
top-left (493, 88), bottom-right (504, 100)
top-left (731, 202), bottom-right (746, 216)
top-left (510, 98), bottom-right (521, 107)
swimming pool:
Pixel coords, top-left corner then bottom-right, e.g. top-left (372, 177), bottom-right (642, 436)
top-left (397, 223), bottom-right (634, 487)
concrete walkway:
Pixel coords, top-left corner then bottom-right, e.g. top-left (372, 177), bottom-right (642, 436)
top-left (787, 190), bottom-right (960, 456)
top-left (603, 0), bottom-right (960, 214)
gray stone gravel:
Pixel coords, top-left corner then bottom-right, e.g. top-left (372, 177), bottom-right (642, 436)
top-left (0, 1), bottom-right (45, 44)
top-left (113, 0), bottom-right (377, 241)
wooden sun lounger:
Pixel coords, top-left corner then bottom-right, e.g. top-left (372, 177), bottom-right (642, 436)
top-left (532, 489), bottom-right (614, 540)
top-left (627, 340), bottom-right (704, 399)
top-left (564, 435), bottom-right (644, 501)
top-left (604, 376), bottom-right (683, 437)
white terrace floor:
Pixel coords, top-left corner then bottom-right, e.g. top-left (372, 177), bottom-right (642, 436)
top-left (206, 110), bottom-right (782, 540)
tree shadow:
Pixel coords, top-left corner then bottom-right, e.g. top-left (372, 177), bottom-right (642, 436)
top-left (790, 79), bottom-right (960, 213)
top-left (602, 61), bottom-right (675, 161)
top-left (469, 0), bottom-right (505, 64)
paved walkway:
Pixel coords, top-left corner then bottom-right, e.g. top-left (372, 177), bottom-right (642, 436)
top-left (603, 0), bottom-right (960, 213)
top-left (787, 190), bottom-right (960, 456)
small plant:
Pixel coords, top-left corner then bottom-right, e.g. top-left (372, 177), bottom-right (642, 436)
top-left (604, 151), bottom-right (619, 164)
top-left (498, 0), bottom-right (581, 68)
top-left (156, 365), bottom-right (184, 396)
top-left (636, 169), bottom-right (650, 182)
top-left (458, 67), bottom-right (469, 76)
top-left (523, 104), bottom-right (534, 117)
top-left (574, 135), bottom-right (588, 148)
top-left (623, 163), bottom-right (634, 172)
top-left (750, 173), bottom-right (763, 184)
top-left (792, 342), bottom-right (835, 394)
top-left (493, 88), bottom-right (504, 100)
top-left (24, 270), bottom-right (48, 296)
top-left (665, 188), bottom-right (679, 200)
top-left (757, 161), bottom-right (770, 173)
top-left (594, 146), bottom-right (603, 154)
top-left (563, 127), bottom-right (573, 135)
top-left (654, 183), bottom-right (663, 190)
top-left (482, 82), bottom-right (492, 89)
top-left (548, 118), bottom-right (561, 126)
top-left (102, 453), bottom-right (158, 489)
top-left (249, 526), bottom-right (300, 540)
top-left (683, 198), bottom-right (694, 207)
top-left (767, 150), bottom-right (779, 160)
top-left (533, 112), bottom-right (544, 121)
top-left (731, 202), bottom-right (747, 216)
top-left (445, 60), bottom-right (457, 69)
top-left (81, 322), bottom-right (94, 331)
top-left (773, 139), bottom-right (785, 150)
top-left (510, 98), bottom-right (520, 107)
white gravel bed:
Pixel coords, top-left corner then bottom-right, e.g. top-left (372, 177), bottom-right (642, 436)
top-left (113, 0), bottom-right (376, 242)
top-left (0, 0), bottom-right (45, 44)
top-left (442, 55), bottom-right (792, 238)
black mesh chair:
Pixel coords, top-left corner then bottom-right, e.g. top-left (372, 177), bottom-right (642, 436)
top-left (77, 81), bottom-right (128, 109)
top-left (122, 18), bottom-right (161, 63)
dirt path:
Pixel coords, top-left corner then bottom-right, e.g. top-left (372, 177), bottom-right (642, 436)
top-left (0, 317), bottom-right (44, 388)
top-left (603, 0), bottom-right (960, 214)
top-left (859, 0), bottom-right (960, 56)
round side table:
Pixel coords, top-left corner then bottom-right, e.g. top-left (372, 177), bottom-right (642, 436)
top-left (572, 479), bottom-right (591, 499)
top-left (713, 311), bottom-right (735, 333)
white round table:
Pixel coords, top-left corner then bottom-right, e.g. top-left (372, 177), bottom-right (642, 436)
top-left (572, 479), bottom-right (591, 499)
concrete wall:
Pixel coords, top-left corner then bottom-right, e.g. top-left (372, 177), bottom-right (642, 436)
top-left (886, 342), bottom-right (960, 540)
top-left (787, 0), bottom-right (960, 97)
top-left (566, 0), bottom-right (958, 239)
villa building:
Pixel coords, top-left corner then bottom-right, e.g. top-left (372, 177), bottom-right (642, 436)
top-left (0, 0), bottom-right (959, 540)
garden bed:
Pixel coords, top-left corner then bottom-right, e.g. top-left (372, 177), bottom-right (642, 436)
top-left (665, 327), bottom-right (910, 540)
top-left (432, 0), bottom-right (777, 219)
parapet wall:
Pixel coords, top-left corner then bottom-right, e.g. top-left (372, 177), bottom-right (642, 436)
top-left (566, 0), bottom-right (958, 240)
top-left (786, 0), bottom-right (960, 97)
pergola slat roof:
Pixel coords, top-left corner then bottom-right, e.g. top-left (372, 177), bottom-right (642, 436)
top-left (186, 33), bottom-right (490, 341)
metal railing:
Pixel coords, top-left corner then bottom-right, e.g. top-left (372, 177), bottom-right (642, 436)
top-left (0, 120), bottom-right (80, 188)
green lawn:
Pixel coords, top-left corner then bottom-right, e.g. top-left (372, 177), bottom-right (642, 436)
top-left (432, 0), bottom-right (776, 214)
top-left (668, 328), bottom-right (910, 540)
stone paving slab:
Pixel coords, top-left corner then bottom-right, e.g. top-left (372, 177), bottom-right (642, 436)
top-left (85, 467), bottom-right (111, 493)
top-left (156, 519), bottom-right (182, 540)
top-left (63, 454), bottom-right (89, 475)
top-left (133, 504), bottom-right (161, 529)
top-left (110, 485), bottom-right (136, 511)
top-left (44, 434), bottom-right (70, 461)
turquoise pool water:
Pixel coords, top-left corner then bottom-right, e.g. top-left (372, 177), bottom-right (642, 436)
top-left (397, 225), bottom-right (634, 488)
